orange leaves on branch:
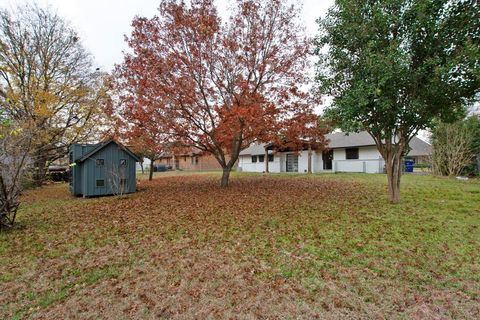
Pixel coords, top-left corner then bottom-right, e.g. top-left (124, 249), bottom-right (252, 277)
top-left (115, 0), bottom-right (327, 184)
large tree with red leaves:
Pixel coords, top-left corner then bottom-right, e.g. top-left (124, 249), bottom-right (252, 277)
top-left (116, 0), bottom-right (325, 186)
top-left (106, 71), bottom-right (172, 181)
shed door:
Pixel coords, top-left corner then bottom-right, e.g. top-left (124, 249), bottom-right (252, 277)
top-left (286, 154), bottom-right (298, 172)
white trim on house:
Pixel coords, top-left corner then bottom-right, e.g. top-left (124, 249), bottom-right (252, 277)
top-left (238, 132), bottom-right (431, 174)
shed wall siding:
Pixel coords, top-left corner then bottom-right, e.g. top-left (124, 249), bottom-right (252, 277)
top-left (70, 142), bottom-right (137, 197)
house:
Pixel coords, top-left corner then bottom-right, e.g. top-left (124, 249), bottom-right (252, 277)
top-left (136, 158), bottom-right (152, 172)
top-left (156, 148), bottom-right (224, 171)
top-left (237, 131), bottom-right (432, 174)
top-left (69, 140), bottom-right (141, 197)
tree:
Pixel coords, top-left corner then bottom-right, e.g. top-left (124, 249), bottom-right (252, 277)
top-left (431, 116), bottom-right (480, 176)
top-left (0, 4), bottom-right (107, 186)
top-left (0, 117), bottom-right (32, 229)
top-left (316, 0), bottom-right (480, 203)
top-left (118, 0), bottom-right (322, 187)
top-left (108, 65), bottom-right (174, 181)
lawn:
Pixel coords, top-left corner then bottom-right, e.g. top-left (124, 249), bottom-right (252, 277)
top-left (0, 173), bottom-right (479, 319)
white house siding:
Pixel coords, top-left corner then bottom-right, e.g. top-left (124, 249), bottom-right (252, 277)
top-left (136, 158), bottom-right (151, 171)
top-left (238, 155), bottom-right (280, 172)
top-left (273, 151), bottom-right (324, 173)
top-left (313, 152), bottom-right (323, 172)
top-left (332, 146), bottom-right (384, 173)
top-left (239, 146), bottom-right (385, 174)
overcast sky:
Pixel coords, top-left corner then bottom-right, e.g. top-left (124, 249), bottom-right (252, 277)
top-left (0, 0), bottom-right (334, 71)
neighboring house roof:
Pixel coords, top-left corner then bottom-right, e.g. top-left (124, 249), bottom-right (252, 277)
top-left (76, 140), bottom-right (141, 163)
top-left (406, 137), bottom-right (432, 157)
top-left (239, 132), bottom-right (432, 156)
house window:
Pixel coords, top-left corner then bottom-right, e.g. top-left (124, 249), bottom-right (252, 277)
top-left (195, 156), bottom-right (199, 165)
top-left (96, 179), bottom-right (105, 187)
top-left (268, 154), bottom-right (274, 162)
top-left (345, 148), bottom-right (359, 160)
top-left (252, 155), bottom-right (257, 163)
top-left (96, 159), bottom-right (104, 166)
top-left (120, 179), bottom-right (127, 187)
top-left (120, 159), bottom-right (127, 166)
top-left (258, 155), bottom-right (265, 162)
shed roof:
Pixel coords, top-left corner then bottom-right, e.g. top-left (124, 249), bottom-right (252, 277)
top-left (76, 140), bottom-right (141, 163)
top-left (239, 132), bottom-right (431, 156)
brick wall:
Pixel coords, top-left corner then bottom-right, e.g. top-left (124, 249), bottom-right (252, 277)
top-left (155, 153), bottom-right (225, 171)
top-left (177, 154), bottom-right (223, 171)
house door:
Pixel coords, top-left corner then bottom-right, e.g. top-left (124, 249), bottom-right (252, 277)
top-left (286, 154), bottom-right (298, 172)
top-left (323, 150), bottom-right (333, 170)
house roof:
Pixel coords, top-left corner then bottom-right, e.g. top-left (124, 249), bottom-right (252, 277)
top-left (239, 143), bottom-right (270, 156)
top-left (406, 136), bottom-right (432, 157)
top-left (326, 131), bottom-right (375, 148)
top-left (76, 140), bottom-right (141, 163)
top-left (239, 132), bottom-right (432, 156)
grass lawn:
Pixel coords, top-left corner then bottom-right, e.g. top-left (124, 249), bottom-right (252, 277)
top-left (1, 172), bottom-right (479, 319)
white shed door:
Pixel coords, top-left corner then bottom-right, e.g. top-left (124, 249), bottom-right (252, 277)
top-left (286, 154), bottom-right (298, 172)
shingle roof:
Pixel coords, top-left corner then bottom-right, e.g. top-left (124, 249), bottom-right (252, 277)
top-left (325, 131), bottom-right (375, 148)
top-left (406, 137), bottom-right (432, 156)
top-left (239, 132), bottom-right (432, 156)
top-left (76, 140), bottom-right (141, 163)
top-left (239, 143), bottom-right (269, 156)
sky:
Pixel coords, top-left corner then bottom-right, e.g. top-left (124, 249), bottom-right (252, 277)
top-left (0, 0), bottom-right (334, 71)
top-left (0, 0), bottom-right (435, 140)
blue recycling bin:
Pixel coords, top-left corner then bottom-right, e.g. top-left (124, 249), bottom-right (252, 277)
top-left (405, 160), bottom-right (414, 173)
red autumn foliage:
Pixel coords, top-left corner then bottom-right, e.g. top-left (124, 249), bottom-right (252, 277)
top-left (114, 0), bottom-right (327, 186)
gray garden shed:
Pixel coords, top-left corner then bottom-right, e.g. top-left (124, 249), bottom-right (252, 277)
top-left (69, 140), bottom-right (141, 197)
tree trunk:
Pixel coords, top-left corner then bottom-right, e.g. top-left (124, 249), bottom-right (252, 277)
top-left (385, 153), bottom-right (402, 203)
top-left (32, 154), bottom-right (48, 187)
top-left (140, 161), bottom-right (144, 174)
top-left (220, 167), bottom-right (231, 187)
top-left (149, 160), bottom-right (154, 181)
top-left (264, 148), bottom-right (269, 173)
top-left (307, 144), bottom-right (312, 174)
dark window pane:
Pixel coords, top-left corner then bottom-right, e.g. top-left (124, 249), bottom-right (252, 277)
top-left (268, 154), bottom-right (274, 162)
top-left (252, 156), bottom-right (257, 163)
top-left (96, 159), bottom-right (104, 166)
top-left (96, 179), bottom-right (105, 187)
top-left (258, 155), bottom-right (265, 162)
top-left (345, 148), bottom-right (359, 160)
